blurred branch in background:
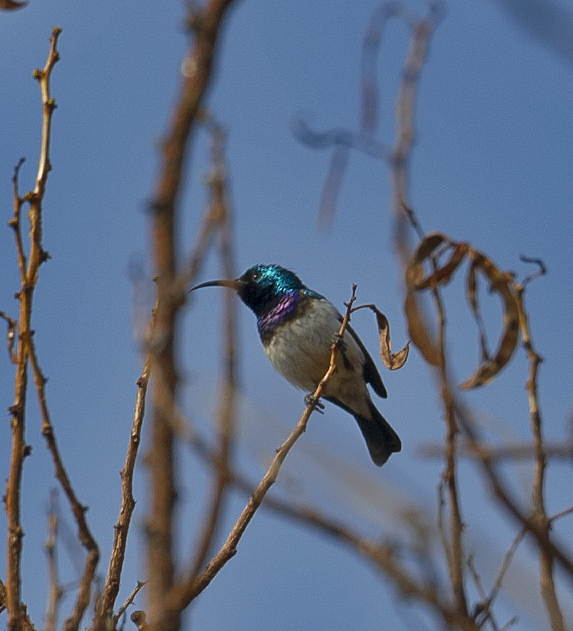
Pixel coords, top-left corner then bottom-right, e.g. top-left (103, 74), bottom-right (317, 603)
top-left (292, 1), bottom-right (443, 230)
top-left (145, 1), bottom-right (238, 628)
top-left (288, 1), bottom-right (573, 629)
top-left (185, 120), bottom-right (237, 585)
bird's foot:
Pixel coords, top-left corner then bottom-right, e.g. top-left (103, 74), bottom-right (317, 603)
top-left (304, 394), bottom-right (325, 413)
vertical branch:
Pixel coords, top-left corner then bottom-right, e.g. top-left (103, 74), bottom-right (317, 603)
top-left (146, 2), bottom-right (238, 629)
top-left (389, 6), bottom-right (470, 623)
top-left (187, 122), bottom-right (238, 582)
top-left (514, 281), bottom-right (565, 630)
top-left (420, 257), bottom-right (470, 617)
top-left (5, 28), bottom-right (61, 631)
top-left (432, 289), bottom-right (468, 617)
top-left (214, 122), bottom-right (238, 499)
top-left (391, 6), bottom-right (441, 252)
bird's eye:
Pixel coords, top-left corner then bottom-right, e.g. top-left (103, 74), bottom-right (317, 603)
top-left (251, 271), bottom-right (260, 281)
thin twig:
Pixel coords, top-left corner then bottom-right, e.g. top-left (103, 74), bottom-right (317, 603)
top-left (513, 278), bottom-right (565, 630)
top-left (43, 491), bottom-right (63, 631)
top-left (549, 506), bottom-right (573, 523)
top-left (95, 335), bottom-right (154, 626)
top-left (488, 528), bottom-right (526, 615)
top-left (8, 158), bottom-right (27, 283)
top-left (390, 8), bottom-right (468, 621)
top-left (112, 581), bottom-right (147, 626)
top-left (466, 554), bottom-right (500, 631)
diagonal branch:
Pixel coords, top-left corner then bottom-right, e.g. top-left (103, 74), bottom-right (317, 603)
top-left (166, 287), bottom-right (358, 612)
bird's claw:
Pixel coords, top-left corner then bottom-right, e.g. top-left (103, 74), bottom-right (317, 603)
top-left (305, 394), bottom-right (325, 413)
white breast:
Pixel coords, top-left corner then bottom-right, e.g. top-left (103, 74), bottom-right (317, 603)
top-left (263, 299), bottom-right (369, 414)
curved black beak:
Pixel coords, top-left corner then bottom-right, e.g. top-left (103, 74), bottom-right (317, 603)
top-left (190, 279), bottom-right (244, 292)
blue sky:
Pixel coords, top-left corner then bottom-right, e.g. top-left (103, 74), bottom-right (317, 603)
top-left (2, 1), bottom-right (573, 630)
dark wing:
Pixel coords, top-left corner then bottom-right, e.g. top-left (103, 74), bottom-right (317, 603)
top-left (345, 322), bottom-right (387, 399)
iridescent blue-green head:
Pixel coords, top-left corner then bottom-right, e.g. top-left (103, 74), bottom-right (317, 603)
top-left (190, 264), bottom-right (306, 318)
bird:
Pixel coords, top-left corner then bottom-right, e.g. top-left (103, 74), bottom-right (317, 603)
top-left (190, 264), bottom-right (401, 466)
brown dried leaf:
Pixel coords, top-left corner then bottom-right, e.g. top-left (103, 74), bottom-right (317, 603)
top-left (467, 258), bottom-right (490, 363)
top-left (404, 290), bottom-right (440, 366)
top-left (407, 232), bottom-right (468, 290)
top-left (406, 232), bottom-right (521, 389)
top-left (459, 251), bottom-right (519, 390)
top-left (362, 304), bottom-right (409, 370)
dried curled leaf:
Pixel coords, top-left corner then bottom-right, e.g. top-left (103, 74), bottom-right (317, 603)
top-left (459, 250), bottom-right (519, 390)
top-left (406, 232), bottom-right (520, 389)
top-left (404, 288), bottom-right (440, 367)
top-left (356, 305), bottom-right (409, 370)
top-left (406, 232), bottom-right (468, 290)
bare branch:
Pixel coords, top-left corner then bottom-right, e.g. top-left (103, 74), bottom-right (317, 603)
top-left (514, 278), bottom-right (565, 630)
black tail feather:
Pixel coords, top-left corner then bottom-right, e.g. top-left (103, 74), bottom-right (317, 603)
top-left (353, 401), bottom-right (401, 467)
